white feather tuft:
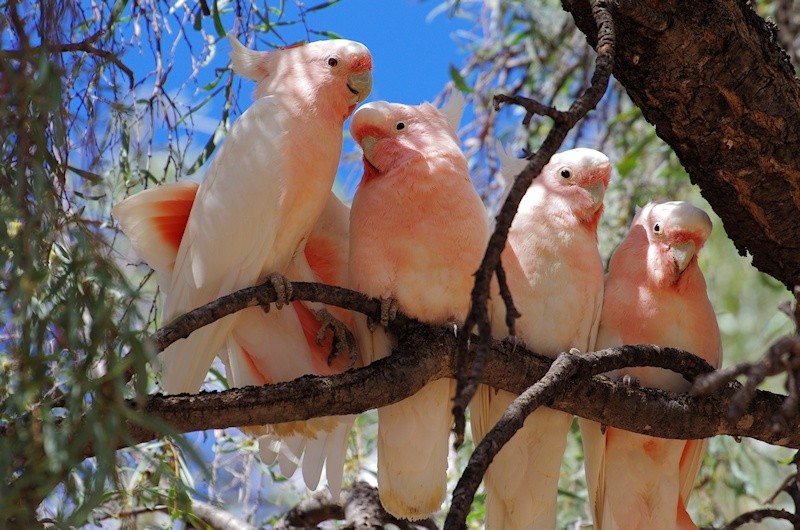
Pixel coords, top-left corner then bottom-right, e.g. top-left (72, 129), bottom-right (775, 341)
top-left (228, 34), bottom-right (269, 81)
top-left (440, 91), bottom-right (467, 132)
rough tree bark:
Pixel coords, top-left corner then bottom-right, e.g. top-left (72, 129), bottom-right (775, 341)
top-left (564, 0), bottom-right (800, 290)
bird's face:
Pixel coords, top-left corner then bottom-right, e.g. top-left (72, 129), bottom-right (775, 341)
top-left (350, 101), bottom-right (456, 183)
top-left (311, 39), bottom-right (373, 115)
top-left (542, 148), bottom-right (612, 224)
top-left (640, 201), bottom-right (712, 286)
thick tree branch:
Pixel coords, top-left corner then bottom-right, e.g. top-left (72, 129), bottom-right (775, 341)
top-left (564, 0), bottom-right (800, 290)
top-left (9, 279), bottom-right (797, 506)
top-left (452, 0), bottom-right (616, 446)
top-left (68, 329), bottom-right (800, 457)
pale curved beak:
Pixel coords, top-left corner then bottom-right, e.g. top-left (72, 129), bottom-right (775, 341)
top-left (585, 181), bottom-right (606, 211)
top-left (670, 240), bottom-right (696, 273)
top-left (347, 71), bottom-right (373, 104)
top-left (360, 136), bottom-right (378, 164)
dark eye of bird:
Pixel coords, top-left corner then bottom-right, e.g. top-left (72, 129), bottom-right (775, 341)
top-left (396, 122), bottom-right (405, 131)
top-left (327, 57), bottom-right (338, 67)
top-left (654, 223), bottom-right (661, 233)
top-left (560, 168), bottom-right (572, 179)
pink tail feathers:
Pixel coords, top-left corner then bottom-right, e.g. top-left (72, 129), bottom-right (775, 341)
top-left (112, 181), bottom-right (199, 290)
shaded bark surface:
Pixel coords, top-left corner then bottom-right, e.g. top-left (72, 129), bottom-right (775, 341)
top-left (565, 0), bottom-right (800, 289)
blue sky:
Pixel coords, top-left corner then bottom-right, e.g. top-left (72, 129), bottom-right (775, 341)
top-left (121, 1), bottom-right (472, 197)
top-left (308, 0), bottom-right (471, 104)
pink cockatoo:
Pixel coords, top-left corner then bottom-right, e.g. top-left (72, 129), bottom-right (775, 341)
top-left (113, 35), bottom-right (371, 495)
top-left (113, 182), bottom-right (356, 496)
top-left (146, 36), bottom-right (370, 394)
top-left (348, 98), bottom-right (488, 520)
top-left (471, 148), bottom-right (611, 529)
top-left (581, 201), bottom-right (721, 530)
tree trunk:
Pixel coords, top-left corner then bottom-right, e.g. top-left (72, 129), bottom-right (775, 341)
top-left (564, 0), bottom-right (800, 290)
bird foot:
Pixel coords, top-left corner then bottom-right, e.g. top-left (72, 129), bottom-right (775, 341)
top-left (367, 295), bottom-right (398, 332)
top-left (508, 334), bottom-right (526, 352)
top-left (262, 272), bottom-right (293, 311)
top-left (315, 308), bottom-right (358, 369)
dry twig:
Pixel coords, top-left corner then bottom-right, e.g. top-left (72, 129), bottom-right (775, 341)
top-left (693, 288), bottom-right (800, 428)
top-left (276, 481), bottom-right (438, 530)
top-left (451, 0), bottom-right (616, 447)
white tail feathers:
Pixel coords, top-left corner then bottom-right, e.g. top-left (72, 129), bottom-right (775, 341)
top-left (228, 34), bottom-right (269, 80)
top-left (440, 90), bottom-right (467, 132)
top-left (258, 415), bottom-right (354, 499)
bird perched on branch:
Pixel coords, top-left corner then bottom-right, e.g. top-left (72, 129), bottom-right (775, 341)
top-left (113, 34), bottom-right (372, 496)
top-left (153, 35), bottom-right (371, 394)
top-left (581, 201), bottom-right (721, 530)
top-left (347, 95), bottom-right (486, 520)
top-left (113, 180), bottom-right (358, 497)
top-left (471, 147), bottom-right (611, 529)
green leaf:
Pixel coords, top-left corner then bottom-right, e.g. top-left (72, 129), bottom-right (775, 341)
top-left (306, 0), bottom-right (341, 12)
top-left (66, 165), bottom-right (103, 184)
top-left (311, 29), bottom-right (343, 39)
top-left (212, 0), bottom-right (226, 37)
top-left (449, 64), bottom-right (473, 94)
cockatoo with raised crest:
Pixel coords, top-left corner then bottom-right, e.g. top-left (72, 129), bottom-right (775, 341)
top-left (148, 35), bottom-right (370, 393)
top-left (113, 34), bottom-right (372, 496)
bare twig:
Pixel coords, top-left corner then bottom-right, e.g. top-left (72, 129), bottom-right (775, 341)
top-left (190, 499), bottom-right (258, 530)
top-left (276, 481), bottom-right (438, 530)
top-left (446, 350), bottom-right (583, 529)
top-left (1, 29), bottom-right (135, 89)
top-left (693, 288), bottom-right (800, 427)
top-left (494, 259), bottom-right (521, 337)
top-left (706, 451), bottom-right (800, 528)
top-left (149, 281), bottom-right (394, 352)
top-left (702, 509), bottom-right (799, 530)
top-left (451, 0), bottom-right (616, 448)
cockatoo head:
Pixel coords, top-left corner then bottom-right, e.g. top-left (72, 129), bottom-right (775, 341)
top-left (539, 148), bottom-right (611, 226)
top-left (350, 101), bottom-right (461, 183)
top-left (633, 201), bottom-right (713, 287)
top-left (228, 35), bottom-right (372, 118)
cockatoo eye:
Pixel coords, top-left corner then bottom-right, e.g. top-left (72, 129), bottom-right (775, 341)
top-left (653, 223), bottom-right (662, 234)
top-left (327, 57), bottom-right (339, 67)
top-left (559, 168), bottom-right (572, 179)
top-left (395, 122), bottom-right (405, 131)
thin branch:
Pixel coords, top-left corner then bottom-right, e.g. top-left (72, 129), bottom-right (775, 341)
top-left (702, 509), bottom-right (799, 530)
top-left (693, 288), bottom-right (800, 427)
top-left (1, 29), bottom-right (135, 89)
top-left (189, 499), bottom-right (258, 530)
top-left (276, 481), bottom-right (437, 530)
top-left (494, 259), bottom-right (521, 337)
top-left (149, 282), bottom-right (394, 353)
top-left (451, 0), bottom-right (616, 446)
